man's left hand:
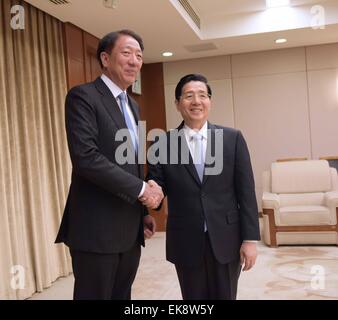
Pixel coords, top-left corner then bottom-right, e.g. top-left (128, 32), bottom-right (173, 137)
top-left (240, 242), bottom-right (257, 271)
top-left (144, 215), bottom-right (156, 239)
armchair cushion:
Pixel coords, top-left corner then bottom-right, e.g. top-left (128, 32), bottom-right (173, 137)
top-left (279, 193), bottom-right (325, 207)
top-left (279, 206), bottom-right (330, 225)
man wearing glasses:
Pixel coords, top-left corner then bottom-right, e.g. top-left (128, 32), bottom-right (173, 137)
top-left (146, 74), bottom-right (260, 300)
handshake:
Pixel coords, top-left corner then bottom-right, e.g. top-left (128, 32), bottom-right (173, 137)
top-left (139, 180), bottom-right (164, 209)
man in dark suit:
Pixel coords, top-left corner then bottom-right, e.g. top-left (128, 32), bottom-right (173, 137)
top-left (55, 30), bottom-right (163, 300)
top-left (146, 74), bottom-right (260, 300)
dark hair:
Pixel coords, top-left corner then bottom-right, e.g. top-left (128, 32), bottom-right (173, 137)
top-left (175, 74), bottom-right (212, 101)
top-left (97, 29), bottom-right (144, 68)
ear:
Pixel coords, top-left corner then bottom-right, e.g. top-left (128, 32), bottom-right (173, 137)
top-left (100, 52), bottom-right (109, 68)
top-left (175, 99), bottom-right (180, 112)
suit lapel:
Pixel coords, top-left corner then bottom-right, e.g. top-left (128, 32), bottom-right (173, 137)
top-left (127, 96), bottom-right (143, 176)
top-left (127, 96), bottom-right (140, 123)
top-left (202, 122), bottom-right (216, 185)
top-left (94, 77), bottom-right (126, 130)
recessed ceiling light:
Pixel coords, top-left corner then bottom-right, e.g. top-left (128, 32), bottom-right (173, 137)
top-left (275, 38), bottom-right (287, 44)
top-left (266, 0), bottom-right (290, 8)
top-left (162, 52), bottom-right (173, 57)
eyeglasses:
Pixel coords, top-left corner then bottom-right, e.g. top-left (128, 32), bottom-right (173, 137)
top-left (180, 92), bottom-right (211, 101)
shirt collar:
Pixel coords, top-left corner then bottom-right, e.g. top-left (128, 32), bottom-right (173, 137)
top-left (101, 74), bottom-right (126, 99)
top-left (184, 121), bottom-right (208, 140)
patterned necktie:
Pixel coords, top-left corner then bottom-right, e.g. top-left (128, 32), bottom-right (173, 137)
top-left (192, 133), bottom-right (205, 182)
top-left (118, 92), bottom-right (138, 152)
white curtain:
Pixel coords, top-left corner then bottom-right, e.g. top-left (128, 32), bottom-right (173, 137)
top-left (0, 0), bottom-right (72, 299)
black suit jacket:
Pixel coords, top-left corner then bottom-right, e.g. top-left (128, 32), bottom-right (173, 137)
top-left (147, 122), bottom-right (260, 267)
top-left (56, 77), bottom-right (146, 253)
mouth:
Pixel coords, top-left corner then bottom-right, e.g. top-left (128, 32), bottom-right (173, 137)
top-left (125, 70), bottom-right (137, 76)
top-left (189, 107), bottom-right (203, 114)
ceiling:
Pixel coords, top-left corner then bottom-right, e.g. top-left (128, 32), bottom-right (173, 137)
top-left (191, 0), bottom-right (331, 16)
top-left (24, 0), bottom-right (338, 63)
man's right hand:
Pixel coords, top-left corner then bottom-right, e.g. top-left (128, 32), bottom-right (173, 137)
top-left (139, 180), bottom-right (164, 209)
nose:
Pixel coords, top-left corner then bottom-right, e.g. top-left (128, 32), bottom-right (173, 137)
top-left (191, 94), bottom-right (202, 104)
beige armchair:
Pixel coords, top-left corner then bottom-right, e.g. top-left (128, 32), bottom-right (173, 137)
top-left (262, 160), bottom-right (338, 247)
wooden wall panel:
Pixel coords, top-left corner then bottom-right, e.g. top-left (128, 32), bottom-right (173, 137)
top-left (143, 63), bottom-right (167, 131)
top-left (63, 23), bottom-right (85, 88)
top-left (67, 60), bottom-right (86, 89)
top-left (83, 32), bottom-right (101, 82)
